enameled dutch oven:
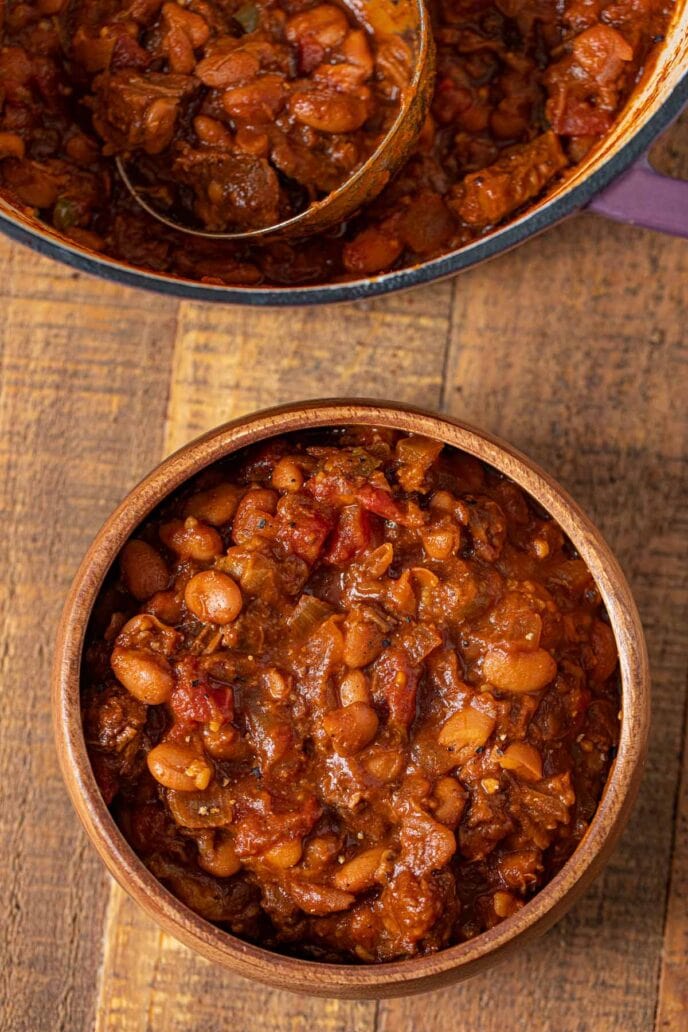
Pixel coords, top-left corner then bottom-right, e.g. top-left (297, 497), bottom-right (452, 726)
top-left (2, 8), bottom-right (687, 305)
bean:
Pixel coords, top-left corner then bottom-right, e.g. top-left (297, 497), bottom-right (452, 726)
top-left (483, 647), bottom-right (557, 693)
top-left (163, 23), bottom-right (195, 74)
top-left (142, 98), bottom-right (178, 154)
top-left (285, 5), bottom-right (348, 49)
top-left (589, 619), bottom-right (618, 682)
top-left (322, 702), bottom-right (378, 754)
top-left (162, 2), bottom-right (210, 47)
top-left (184, 482), bottom-right (242, 526)
top-left (235, 126), bottom-right (270, 158)
top-left (332, 846), bottom-right (391, 893)
top-left (363, 746), bottom-right (404, 782)
top-left (147, 741), bottom-right (213, 791)
top-left (339, 669), bottom-right (371, 706)
top-left (290, 89), bottom-right (368, 133)
top-left (193, 116), bottom-right (234, 149)
top-left (421, 518), bottom-right (460, 560)
top-left (160, 517), bottom-right (223, 561)
top-left (271, 457), bottom-right (304, 493)
top-left (64, 133), bottom-right (99, 167)
top-left (342, 619), bottom-right (384, 669)
top-left (110, 646), bottom-right (174, 704)
top-left (432, 776), bottom-right (467, 826)
top-left (342, 226), bottom-right (403, 275)
top-left (493, 891), bottom-right (521, 918)
top-left (438, 707), bottom-right (495, 751)
top-left (120, 539), bottom-right (169, 601)
top-left (196, 47), bottom-right (260, 88)
top-left (222, 75), bottom-right (287, 123)
top-left (263, 668), bottom-right (292, 702)
top-left (342, 30), bottom-right (374, 79)
top-left (263, 839), bottom-right (303, 869)
top-left (429, 490), bottom-right (456, 513)
top-left (185, 570), bottom-right (243, 625)
top-left (196, 831), bottom-right (241, 877)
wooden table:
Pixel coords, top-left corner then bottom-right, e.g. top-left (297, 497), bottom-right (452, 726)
top-left (1, 116), bottom-right (686, 1032)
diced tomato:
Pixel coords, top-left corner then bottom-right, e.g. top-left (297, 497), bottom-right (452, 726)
top-left (170, 658), bottom-right (235, 724)
top-left (276, 493), bottom-right (335, 564)
top-left (372, 647), bottom-right (419, 729)
top-left (325, 504), bottom-right (377, 565)
top-left (357, 483), bottom-right (404, 522)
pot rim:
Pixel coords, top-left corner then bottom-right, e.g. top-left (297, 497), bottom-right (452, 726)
top-left (1, 57), bottom-right (686, 304)
top-left (52, 399), bottom-right (650, 997)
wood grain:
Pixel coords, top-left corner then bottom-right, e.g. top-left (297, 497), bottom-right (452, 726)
top-left (0, 241), bottom-right (179, 1032)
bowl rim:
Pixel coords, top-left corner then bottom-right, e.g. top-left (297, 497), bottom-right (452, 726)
top-left (52, 399), bottom-right (650, 997)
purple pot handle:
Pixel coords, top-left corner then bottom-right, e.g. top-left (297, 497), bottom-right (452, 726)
top-left (588, 153), bottom-right (688, 237)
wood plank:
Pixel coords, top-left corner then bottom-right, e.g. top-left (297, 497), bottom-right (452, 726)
top-left (380, 213), bottom-right (688, 1032)
top-left (93, 282), bottom-right (455, 1031)
top-left (0, 239), bottom-right (178, 1032)
top-left (655, 689), bottom-right (688, 1032)
top-left (164, 284), bottom-right (454, 453)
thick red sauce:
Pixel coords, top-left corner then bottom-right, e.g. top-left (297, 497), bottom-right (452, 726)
top-left (0, 0), bottom-right (673, 283)
top-left (82, 427), bottom-right (620, 963)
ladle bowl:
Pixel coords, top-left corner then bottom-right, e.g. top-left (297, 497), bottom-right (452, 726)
top-left (117, 0), bottom-right (435, 240)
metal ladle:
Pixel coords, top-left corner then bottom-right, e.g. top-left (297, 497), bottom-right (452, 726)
top-left (116, 0), bottom-right (435, 241)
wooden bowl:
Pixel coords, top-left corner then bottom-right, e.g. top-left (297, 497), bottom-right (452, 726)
top-left (52, 400), bottom-right (649, 999)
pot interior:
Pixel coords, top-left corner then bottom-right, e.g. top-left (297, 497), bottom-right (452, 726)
top-left (1, 2), bottom-right (686, 300)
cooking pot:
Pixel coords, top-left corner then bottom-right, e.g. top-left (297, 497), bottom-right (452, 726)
top-left (1, 7), bottom-right (687, 306)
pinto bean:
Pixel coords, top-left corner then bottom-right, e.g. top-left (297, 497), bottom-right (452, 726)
top-left (438, 707), bottom-right (496, 751)
top-left (196, 47), bottom-right (260, 88)
top-left (184, 482), bottom-right (242, 525)
top-left (332, 846), bottom-right (392, 893)
top-left (285, 4), bottom-right (348, 50)
top-left (147, 741), bottom-right (213, 791)
top-left (263, 839), bottom-right (303, 869)
top-left (342, 618), bottom-right (384, 669)
top-left (271, 457), bottom-right (304, 493)
top-left (184, 570), bottom-right (243, 625)
top-left (483, 647), bottom-right (557, 693)
top-left (339, 669), bottom-right (371, 706)
top-left (120, 539), bottom-right (169, 601)
top-left (290, 89), bottom-right (368, 133)
top-left (342, 226), bottom-right (403, 275)
top-left (322, 702), bottom-right (378, 754)
top-left (222, 75), bottom-right (287, 123)
top-left (160, 517), bottom-right (223, 561)
top-left (111, 646), bottom-right (174, 704)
